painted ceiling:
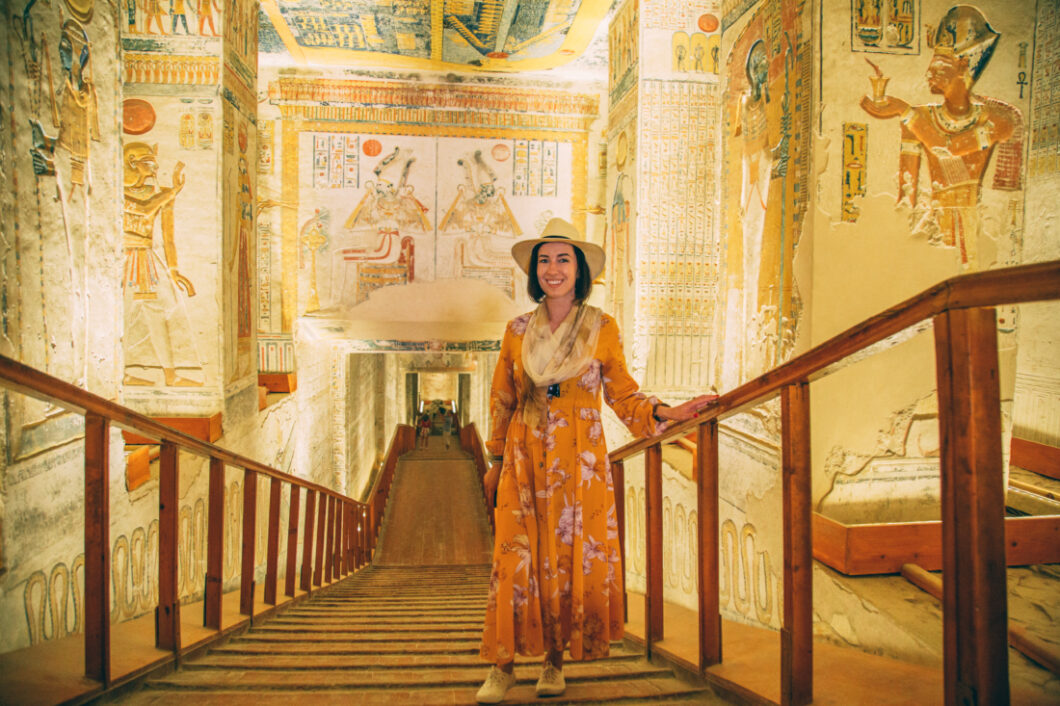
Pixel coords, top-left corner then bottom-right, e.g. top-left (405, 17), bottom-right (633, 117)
top-left (259, 0), bottom-right (611, 73)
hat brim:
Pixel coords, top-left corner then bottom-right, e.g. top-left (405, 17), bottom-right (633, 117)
top-left (511, 236), bottom-right (606, 281)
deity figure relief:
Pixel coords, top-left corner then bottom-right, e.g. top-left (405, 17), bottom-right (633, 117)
top-left (55, 20), bottom-right (100, 192)
top-left (345, 147), bottom-right (430, 232)
top-left (197, 0), bottom-right (220, 36)
top-left (234, 155), bottom-right (252, 339)
top-left (861, 6), bottom-right (1021, 269)
top-left (141, 0), bottom-right (167, 35)
top-left (122, 143), bottom-right (203, 387)
top-left (440, 150), bottom-right (520, 240)
top-left (734, 39), bottom-right (783, 374)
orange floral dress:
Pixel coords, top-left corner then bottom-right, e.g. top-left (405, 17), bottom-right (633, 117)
top-left (480, 310), bottom-right (664, 663)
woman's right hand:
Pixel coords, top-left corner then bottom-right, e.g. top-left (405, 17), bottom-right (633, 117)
top-left (484, 461), bottom-right (502, 505)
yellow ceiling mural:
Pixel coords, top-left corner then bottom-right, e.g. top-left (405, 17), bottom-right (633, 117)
top-left (259, 0), bottom-right (611, 72)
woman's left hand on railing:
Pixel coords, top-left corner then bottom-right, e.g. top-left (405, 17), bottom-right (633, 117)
top-left (656, 394), bottom-right (718, 422)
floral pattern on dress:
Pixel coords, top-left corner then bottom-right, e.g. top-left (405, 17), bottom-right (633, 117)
top-left (480, 312), bottom-right (660, 663)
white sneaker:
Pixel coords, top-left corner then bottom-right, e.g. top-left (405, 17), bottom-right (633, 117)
top-left (535, 662), bottom-right (566, 697)
top-left (476, 666), bottom-right (516, 704)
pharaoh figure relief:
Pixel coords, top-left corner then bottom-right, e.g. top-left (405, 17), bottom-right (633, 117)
top-left (861, 5), bottom-right (1022, 270)
top-left (122, 142), bottom-right (204, 386)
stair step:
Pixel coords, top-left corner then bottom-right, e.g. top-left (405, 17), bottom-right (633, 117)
top-left (135, 679), bottom-right (712, 705)
top-left (209, 642), bottom-right (640, 658)
top-left (235, 627), bottom-right (481, 640)
top-left (117, 449), bottom-right (726, 704)
top-left (262, 615), bottom-right (483, 627)
top-left (188, 651), bottom-right (643, 670)
top-left (146, 661), bottom-right (674, 690)
top-left (246, 625), bottom-right (483, 636)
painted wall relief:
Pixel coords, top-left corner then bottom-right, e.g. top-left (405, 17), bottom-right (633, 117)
top-left (121, 0), bottom-right (221, 36)
top-left (719, 0), bottom-right (809, 390)
top-left (1030, 3), bottom-right (1060, 177)
top-left (18, 480), bottom-right (278, 649)
top-left (842, 122), bottom-right (868, 222)
top-left (860, 5), bottom-right (1022, 270)
top-left (609, 0), bottom-right (639, 103)
top-left (672, 28), bottom-right (720, 75)
top-left (223, 103), bottom-right (256, 383)
top-left (258, 0), bottom-right (608, 71)
top-left (121, 133), bottom-right (203, 387)
top-left (292, 131), bottom-right (573, 312)
top-left (624, 478), bottom-right (779, 626)
top-left (852, 0), bottom-right (918, 54)
top-left (6, 3), bottom-right (121, 458)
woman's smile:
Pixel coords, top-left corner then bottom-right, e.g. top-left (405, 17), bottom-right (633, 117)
top-left (536, 242), bottom-right (577, 300)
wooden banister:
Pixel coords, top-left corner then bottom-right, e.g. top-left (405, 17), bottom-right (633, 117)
top-left (610, 260), bottom-right (1060, 463)
top-left (606, 260), bottom-right (1060, 706)
top-left (0, 349), bottom-right (382, 690)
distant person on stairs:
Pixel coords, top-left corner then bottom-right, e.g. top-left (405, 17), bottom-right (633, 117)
top-left (475, 218), bottom-right (716, 703)
top-left (417, 412), bottom-right (431, 449)
top-left (443, 410), bottom-right (453, 449)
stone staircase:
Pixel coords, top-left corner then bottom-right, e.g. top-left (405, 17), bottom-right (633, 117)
top-left (122, 565), bottom-right (719, 704)
top-left (119, 436), bottom-right (726, 704)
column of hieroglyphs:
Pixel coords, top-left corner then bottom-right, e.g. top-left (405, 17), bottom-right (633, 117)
top-left (609, 0), bottom-right (722, 403)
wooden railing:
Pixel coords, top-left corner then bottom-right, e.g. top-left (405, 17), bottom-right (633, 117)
top-left (366, 424), bottom-right (416, 543)
top-left (460, 421), bottom-right (495, 533)
top-left (607, 260), bottom-right (1060, 706)
top-left (0, 355), bottom-right (395, 692)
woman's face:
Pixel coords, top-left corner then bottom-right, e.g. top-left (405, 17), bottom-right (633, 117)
top-left (536, 242), bottom-right (578, 301)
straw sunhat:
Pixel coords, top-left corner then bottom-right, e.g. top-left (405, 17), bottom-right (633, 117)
top-left (511, 218), bottom-right (605, 280)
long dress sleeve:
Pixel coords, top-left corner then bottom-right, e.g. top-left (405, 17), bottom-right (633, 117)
top-left (599, 315), bottom-right (665, 438)
top-left (486, 320), bottom-right (520, 459)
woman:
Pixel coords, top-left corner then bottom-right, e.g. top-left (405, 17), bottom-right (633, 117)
top-left (476, 218), bottom-right (715, 703)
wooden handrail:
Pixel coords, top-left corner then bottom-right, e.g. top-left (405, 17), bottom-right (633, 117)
top-left (0, 351), bottom-right (378, 692)
top-left (0, 354), bottom-right (350, 500)
top-left (459, 422), bottom-right (495, 532)
top-left (608, 259), bottom-right (1060, 706)
top-left (611, 259), bottom-right (1060, 462)
top-left (367, 423), bottom-right (416, 541)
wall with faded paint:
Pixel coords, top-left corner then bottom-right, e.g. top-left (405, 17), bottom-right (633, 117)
top-left (811, 0), bottom-right (1034, 523)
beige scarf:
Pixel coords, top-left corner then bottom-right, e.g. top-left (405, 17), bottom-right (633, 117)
top-left (519, 302), bottom-right (602, 428)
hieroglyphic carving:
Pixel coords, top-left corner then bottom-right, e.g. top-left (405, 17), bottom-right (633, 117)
top-left (852, 0), bottom-right (918, 54)
top-left (1030, 0), bottom-right (1060, 176)
top-left (636, 80), bottom-right (718, 394)
top-left (842, 122), bottom-right (868, 222)
top-left (259, 120), bottom-right (274, 175)
top-left (609, 0), bottom-right (639, 104)
top-left (123, 54), bottom-right (221, 85)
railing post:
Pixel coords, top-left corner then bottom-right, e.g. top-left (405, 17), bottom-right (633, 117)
top-left (285, 485), bottom-right (300, 597)
top-left (157, 441), bottom-right (181, 651)
top-left (314, 493), bottom-right (328, 586)
top-left (324, 495), bottom-right (336, 582)
top-left (204, 457), bottom-right (224, 629)
top-left (934, 307), bottom-right (1009, 706)
top-left (240, 469), bottom-right (258, 615)
top-left (781, 382), bottom-right (812, 706)
top-left (264, 477), bottom-right (282, 605)
top-left (612, 459), bottom-right (626, 623)
top-left (361, 506), bottom-right (370, 567)
top-left (332, 497), bottom-right (343, 579)
top-left (345, 503), bottom-right (354, 573)
top-left (645, 442), bottom-right (664, 647)
top-left (301, 489), bottom-right (316, 592)
top-left (83, 413), bottom-right (110, 685)
top-left (697, 420), bottom-right (722, 669)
